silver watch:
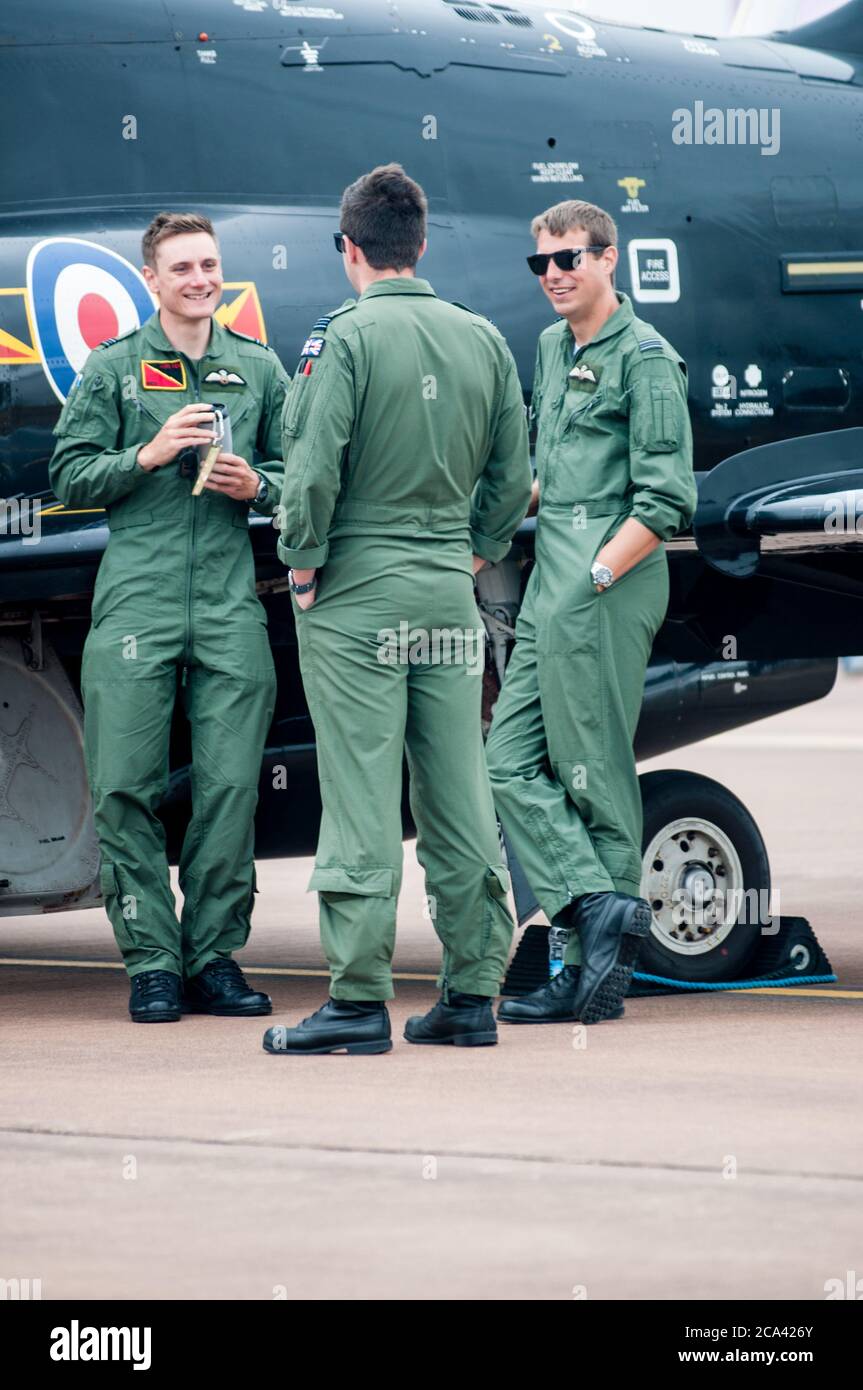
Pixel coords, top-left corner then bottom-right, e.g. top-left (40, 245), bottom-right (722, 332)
top-left (591, 561), bottom-right (615, 589)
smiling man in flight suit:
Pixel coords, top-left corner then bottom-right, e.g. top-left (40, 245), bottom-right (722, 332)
top-left (50, 212), bottom-right (289, 1023)
top-left (263, 163), bottom-right (532, 1056)
top-left (487, 199), bottom-right (697, 1027)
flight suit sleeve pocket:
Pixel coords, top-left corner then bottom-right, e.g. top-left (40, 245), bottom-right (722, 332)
top-left (282, 374), bottom-right (311, 438)
top-left (645, 381), bottom-right (679, 452)
top-left (308, 865), bottom-right (395, 899)
top-left (55, 372), bottom-right (114, 439)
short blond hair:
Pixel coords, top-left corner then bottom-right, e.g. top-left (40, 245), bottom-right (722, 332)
top-left (530, 199), bottom-right (617, 247)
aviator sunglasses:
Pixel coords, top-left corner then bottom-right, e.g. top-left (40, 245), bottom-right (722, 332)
top-left (526, 245), bottom-right (608, 276)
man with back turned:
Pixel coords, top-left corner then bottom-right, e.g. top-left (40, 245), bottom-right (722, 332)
top-left (263, 163), bottom-right (532, 1056)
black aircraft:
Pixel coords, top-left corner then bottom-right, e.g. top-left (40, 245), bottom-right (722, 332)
top-left (2, 0), bottom-right (862, 983)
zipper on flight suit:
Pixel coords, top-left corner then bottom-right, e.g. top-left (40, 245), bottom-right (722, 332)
top-left (185, 354), bottom-right (200, 666)
top-left (562, 388), bottom-right (605, 436)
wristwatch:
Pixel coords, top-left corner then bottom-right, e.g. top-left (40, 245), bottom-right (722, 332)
top-left (252, 472), bottom-right (269, 507)
top-left (288, 570), bottom-right (317, 596)
top-left (590, 561), bottom-right (615, 591)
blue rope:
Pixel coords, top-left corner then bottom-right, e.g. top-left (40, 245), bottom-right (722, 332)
top-left (632, 971), bottom-right (837, 992)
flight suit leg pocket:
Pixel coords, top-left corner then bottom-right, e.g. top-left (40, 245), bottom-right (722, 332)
top-left (481, 862), bottom-right (512, 959)
top-left (308, 865), bottom-right (395, 900)
top-left (538, 596), bottom-right (604, 756)
top-left (100, 859), bottom-right (137, 957)
top-left (310, 865), bottom-right (398, 999)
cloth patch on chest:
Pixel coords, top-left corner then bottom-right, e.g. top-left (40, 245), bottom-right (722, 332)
top-left (568, 362), bottom-right (602, 393)
top-left (141, 359), bottom-right (187, 390)
top-left (203, 368), bottom-right (246, 388)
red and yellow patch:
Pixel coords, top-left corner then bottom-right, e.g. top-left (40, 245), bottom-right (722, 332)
top-left (141, 358), bottom-right (187, 390)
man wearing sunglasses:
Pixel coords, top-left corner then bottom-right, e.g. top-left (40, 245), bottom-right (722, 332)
top-left (264, 163), bottom-right (531, 1056)
top-left (486, 199), bottom-right (697, 1027)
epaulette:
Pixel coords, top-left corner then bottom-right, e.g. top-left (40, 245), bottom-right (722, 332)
top-left (96, 325), bottom-right (138, 350)
top-left (225, 325), bottom-right (273, 349)
top-left (451, 300), bottom-right (496, 328)
top-left (310, 300), bottom-right (357, 332)
top-left (295, 301), bottom-right (356, 372)
top-left (631, 321), bottom-right (675, 358)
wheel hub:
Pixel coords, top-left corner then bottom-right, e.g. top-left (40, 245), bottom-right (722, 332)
top-left (641, 817), bottom-right (744, 956)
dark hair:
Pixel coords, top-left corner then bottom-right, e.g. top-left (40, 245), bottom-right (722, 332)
top-left (142, 212), bottom-right (218, 268)
top-left (339, 163), bottom-right (428, 271)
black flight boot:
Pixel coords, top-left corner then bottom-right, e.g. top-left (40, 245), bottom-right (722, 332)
top-left (404, 991), bottom-right (497, 1046)
top-left (497, 964), bottom-right (612, 1024)
top-left (262, 999), bottom-right (392, 1055)
top-left (184, 958), bottom-right (272, 1017)
top-left (571, 892), bottom-right (652, 1024)
top-left (129, 970), bottom-right (182, 1023)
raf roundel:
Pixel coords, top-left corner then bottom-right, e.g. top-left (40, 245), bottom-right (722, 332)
top-left (26, 237), bottom-right (156, 403)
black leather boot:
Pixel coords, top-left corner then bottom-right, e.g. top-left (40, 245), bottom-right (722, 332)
top-left (404, 991), bottom-right (497, 1046)
top-left (262, 999), bottom-right (392, 1055)
top-left (571, 892), bottom-right (652, 1024)
top-left (129, 970), bottom-right (182, 1023)
top-left (184, 958), bottom-right (272, 1016)
top-left (497, 964), bottom-right (604, 1024)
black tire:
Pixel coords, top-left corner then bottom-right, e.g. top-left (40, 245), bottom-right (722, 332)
top-left (637, 770), bottom-right (770, 984)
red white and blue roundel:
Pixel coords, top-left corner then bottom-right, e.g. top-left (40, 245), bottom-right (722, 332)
top-left (26, 238), bottom-right (156, 403)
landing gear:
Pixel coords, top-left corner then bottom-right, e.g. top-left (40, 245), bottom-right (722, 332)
top-left (638, 770), bottom-right (771, 983)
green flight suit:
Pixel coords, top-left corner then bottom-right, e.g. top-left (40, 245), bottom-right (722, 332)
top-left (49, 312), bottom-right (289, 979)
top-left (485, 291), bottom-right (697, 964)
top-left (278, 277), bottom-right (532, 1000)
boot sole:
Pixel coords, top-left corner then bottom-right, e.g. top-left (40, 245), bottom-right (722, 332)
top-left (262, 1037), bottom-right (393, 1055)
top-left (130, 1012), bottom-right (181, 1023)
top-left (580, 900), bottom-right (652, 1025)
top-left (404, 1030), bottom-right (498, 1047)
top-left (499, 1006), bottom-right (623, 1025)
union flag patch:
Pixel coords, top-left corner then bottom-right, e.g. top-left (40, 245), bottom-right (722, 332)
top-left (141, 358), bottom-right (187, 390)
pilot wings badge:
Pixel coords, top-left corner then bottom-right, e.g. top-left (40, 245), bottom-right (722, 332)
top-left (568, 362), bottom-right (601, 392)
top-left (203, 368), bottom-right (246, 388)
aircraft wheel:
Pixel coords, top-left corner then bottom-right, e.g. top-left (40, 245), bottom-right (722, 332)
top-left (637, 770), bottom-right (770, 983)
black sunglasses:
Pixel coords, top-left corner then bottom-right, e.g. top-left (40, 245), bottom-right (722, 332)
top-left (526, 245), bottom-right (608, 276)
top-left (334, 231), bottom-right (361, 254)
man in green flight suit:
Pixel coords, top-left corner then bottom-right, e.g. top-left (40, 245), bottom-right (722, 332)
top-left (487, 199), bottom-right (698, 1027)
top-left (50, 212), bottom-right (289, 1023)
top-left (263, 163), bottom-right (532, 1056)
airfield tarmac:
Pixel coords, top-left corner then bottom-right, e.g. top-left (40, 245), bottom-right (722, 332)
top-left (2, 670), bottom-right (861, 1301)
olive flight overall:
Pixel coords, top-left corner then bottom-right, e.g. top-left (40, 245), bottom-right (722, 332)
top-left (485, 292), bottom-right (697, 965)
top-left (50, 313), bottom-right (289, 979)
